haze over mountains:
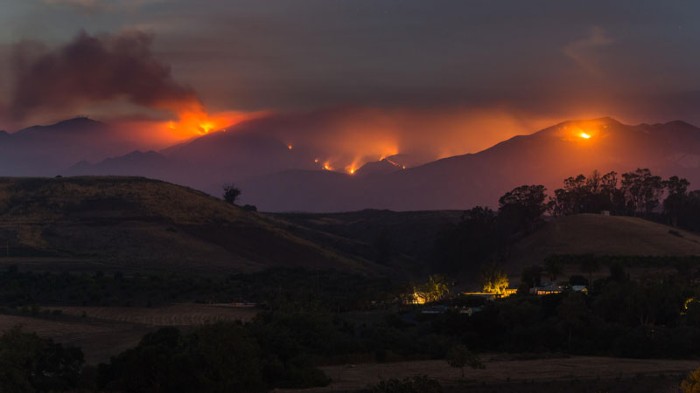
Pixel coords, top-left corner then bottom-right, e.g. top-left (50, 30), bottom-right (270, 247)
top-left (4, 116), bottom-right (700, 212)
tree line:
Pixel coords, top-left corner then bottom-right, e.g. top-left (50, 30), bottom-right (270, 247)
top-left (435, 168), bottom-right (700, 277)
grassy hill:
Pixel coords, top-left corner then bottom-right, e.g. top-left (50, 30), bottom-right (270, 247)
top-left (507, 213), bottom-right (700, 273)
top-left (0, 176), bottom-right (371, 273)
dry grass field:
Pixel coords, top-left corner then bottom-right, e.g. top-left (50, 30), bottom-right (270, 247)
top-left (0, 303), bottom-right (258, 364)
top-left (274, 355), bottom-right (700, 393)
top-left (0, 313), bottom-right (148, 364)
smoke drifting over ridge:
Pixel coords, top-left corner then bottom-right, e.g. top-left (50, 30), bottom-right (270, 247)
top-left (9, 30), bottom-right (201, 122)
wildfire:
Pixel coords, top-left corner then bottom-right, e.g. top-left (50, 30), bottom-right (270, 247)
top-left (579, 132), bottom-right (592, 139)
top-left (151, 101), bottom-right (266, 145)
top-left (322, 161), bottom-right (333, 171)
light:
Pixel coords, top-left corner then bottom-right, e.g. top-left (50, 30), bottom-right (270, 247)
top-left (287, 144), bottom-right (293, 150)
top-left (198, 122), bottom-right (215, 134)
top-left (322, 161), bottom-right (332, 171)
top-left (579, 132), bottom-right (592, 139)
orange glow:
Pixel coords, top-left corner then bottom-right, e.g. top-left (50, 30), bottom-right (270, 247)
top-left (322, 161), bottom-right (333, 171)
top-left (118, 101), bottom-right (267, 148)
top-left (345, 162), bottom-right (358, 175)
top-left (558, 119), bottom-right (612, 143)
top-left (287, 144), bottom-right (294, 150)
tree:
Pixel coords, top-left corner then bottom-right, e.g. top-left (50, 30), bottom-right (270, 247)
top-left (681, 367), bottom-right (700, 393)
top-left (663, 176), bottom-right (690, 226)
top-left (434, 206), bottom-right (502, 274)
top-left (482, 264), bottom-right (509, 295)
top-left (98, 324), bottom-right (268, 393)
top-left (552, 171), bottom-right (620, 215)
top-left (621, 168), bottom-right (663, 216)
top-left (520, 265), bottom-right (543, 289)
top-left (543, 257), bottom-right (563, 282)
top-left (412, 275), bottom-right (451, 304)
top-left (446, 345), bottom-right (484, 378)
top-left (222, 184), bottom-right (242, 205)
top-left (498, 185), bottom-right (550, 235)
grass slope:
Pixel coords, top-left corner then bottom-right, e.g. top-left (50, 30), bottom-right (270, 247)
top-left (508, 213), bottom-right (700, 272)
top-left (0, 176), bottom-right (369, 273)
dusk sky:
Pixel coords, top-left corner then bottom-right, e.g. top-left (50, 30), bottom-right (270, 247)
top-left (1, 0), bottom-right (700, 157)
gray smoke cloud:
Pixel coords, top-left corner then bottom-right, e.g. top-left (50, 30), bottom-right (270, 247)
top-left (9, 30), bottom-right (200, 121)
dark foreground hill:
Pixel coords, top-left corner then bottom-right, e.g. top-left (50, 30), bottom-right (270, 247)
top-left (0, 177), bottom-right (371, 273)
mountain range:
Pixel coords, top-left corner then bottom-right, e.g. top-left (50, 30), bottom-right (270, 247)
top-left (4, 116), bottom-right (700, 212)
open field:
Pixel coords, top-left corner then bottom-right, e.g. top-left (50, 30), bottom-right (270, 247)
top-left (0, 303), bottom-right (258, 364)
top-left (275, 355), bottom-right (700, 393)
top-left (53, 303), bottom-right (258, 326)
top-left (0, 313), bottom-right (148, 364)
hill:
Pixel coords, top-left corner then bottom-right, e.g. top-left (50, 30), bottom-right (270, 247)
top-left (0, 176), bottom-right (371, 274)
top-left (507, 213), bottom-right (700, 272)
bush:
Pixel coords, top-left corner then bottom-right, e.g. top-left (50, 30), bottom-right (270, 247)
top-left (0, 327), bottom-right (83, 393)
top-left (682, 368), bottom-right (700, 393)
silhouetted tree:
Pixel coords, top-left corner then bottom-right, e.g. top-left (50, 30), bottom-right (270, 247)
top-left (498, 184), bottom-right (550, 235)
top-left (621, 168), bottom-right (663, 216)
top-left (222, 184), bottom-right (242, 205)
top-left (664, 176), bottom-right (690, 226)
top-left (434, 206), bottom-right (501, 274)
top-left (543, 257), bottom-right (563, 282)
top-left (520, 265), bottom-right (543, 289)
top-left (552, 171), bottom-right (620, 215)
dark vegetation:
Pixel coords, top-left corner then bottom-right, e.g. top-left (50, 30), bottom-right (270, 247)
top-left (222, 183), bottom-right (241, 205)
top-left (0, 267), bottom-right (391, 311)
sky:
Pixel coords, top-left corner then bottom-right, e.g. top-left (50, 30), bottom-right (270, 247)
top-left (1, 0), bottom-right (699, 159)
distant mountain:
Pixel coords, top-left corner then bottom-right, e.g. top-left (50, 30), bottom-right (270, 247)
top-left (0, 117), bottom-right (134, 176)
top-left (9, 116), bottom-right (700, 213)
top-left (68, 120), bottom-right (323, 192)
top-left (239, 118), bottom-right (700, 211)
top-left (0, 176), bottom-right (373, 273)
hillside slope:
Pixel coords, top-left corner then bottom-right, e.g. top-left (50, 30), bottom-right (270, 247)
top-left (0, 177), bottom-right (370, 273)
top-left (507, 213), bottom-right (700, 272)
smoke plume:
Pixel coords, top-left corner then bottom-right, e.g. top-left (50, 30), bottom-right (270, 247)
top-left (10, 30), bottom-right (200, 121)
